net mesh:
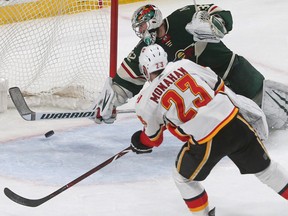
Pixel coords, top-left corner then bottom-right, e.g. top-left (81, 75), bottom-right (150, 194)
top-left (0, 0), bottom-right (112, 109)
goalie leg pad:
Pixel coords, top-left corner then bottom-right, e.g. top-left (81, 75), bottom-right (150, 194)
top-left (261, 79), bottom-right (288, 129)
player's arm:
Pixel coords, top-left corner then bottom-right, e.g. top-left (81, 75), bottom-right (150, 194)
top-left (131, 99), bottom-right (166, 154)
top-left (92, 45), bottom-right (147, 124)
top-left (112, 56), bottom-right (146, 97)
top-left (185, 4), bottom-right (233, 43)
top-left (130, 125), bottom-right (165, 154)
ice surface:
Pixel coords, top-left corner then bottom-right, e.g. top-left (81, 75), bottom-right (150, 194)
top-left (0, 0), bottom-right (287, 215)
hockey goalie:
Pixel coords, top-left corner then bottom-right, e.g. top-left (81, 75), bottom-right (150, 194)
top-left (92, 3), bottom-right (288, 131)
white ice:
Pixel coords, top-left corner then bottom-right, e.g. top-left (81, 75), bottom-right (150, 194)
top-left (0, 0), bottom-right (288, 215)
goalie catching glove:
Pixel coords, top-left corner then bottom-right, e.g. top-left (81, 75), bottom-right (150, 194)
top-left (185, 10), bottom-right (227, 43)
top-left (92, 77), bottom-right (129, 124)
top-left (130, 130), bottom-right (153, 154)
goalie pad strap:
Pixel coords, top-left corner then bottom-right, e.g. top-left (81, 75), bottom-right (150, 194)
top-left (262, 79), bottom-right (288, 129)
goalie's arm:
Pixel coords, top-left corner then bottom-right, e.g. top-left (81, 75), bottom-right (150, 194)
top-left (112, 44), bottom-right (147, 97)
top-left (93, 55), bottom-right (147, 124)
top-left (92, 76), bottom-right (133, 124)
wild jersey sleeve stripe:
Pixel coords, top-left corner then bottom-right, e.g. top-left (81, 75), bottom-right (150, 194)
top-left (113, 61), bottom-right (146, 96)
top-left (208, 5), bottom-right (222, 14)
top-left (118, 61), bottom-right (146, 85)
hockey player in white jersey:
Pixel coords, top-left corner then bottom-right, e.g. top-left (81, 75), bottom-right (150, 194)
top-left (130, 44), bottom-right (288, 215)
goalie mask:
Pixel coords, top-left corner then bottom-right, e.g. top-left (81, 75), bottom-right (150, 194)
top-left (139, 44), bottom-right (168, 81)
top-left (131, 4), bottom-right (163, 45)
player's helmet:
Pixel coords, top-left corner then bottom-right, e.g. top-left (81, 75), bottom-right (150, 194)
top-left (131, 4), bottom-right (163, 45)
top-left (139, 44), bottom-right (168, 81)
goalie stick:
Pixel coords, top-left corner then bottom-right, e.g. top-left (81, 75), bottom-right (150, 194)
top-left (4, 146), bottom-right (132, 207)
top-left (9, 87), bottom-right (135, 121)
top-left (193, 0), bottom-right (198, 12)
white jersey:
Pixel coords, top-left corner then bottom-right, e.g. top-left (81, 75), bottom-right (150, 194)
top-left (135, 59), bottom-right (238, 146)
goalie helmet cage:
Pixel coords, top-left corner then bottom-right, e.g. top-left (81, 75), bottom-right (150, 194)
top-left (0, 0), bottom-right (121, 109)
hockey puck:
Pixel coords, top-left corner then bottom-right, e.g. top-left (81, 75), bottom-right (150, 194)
top-left (45, 130), bottom-right (54, 138)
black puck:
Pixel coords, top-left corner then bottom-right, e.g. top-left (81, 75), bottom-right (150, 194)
top-left (45, 130), bottom-right (54, 138)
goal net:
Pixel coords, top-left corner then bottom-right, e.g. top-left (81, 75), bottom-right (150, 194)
top-left (0, 0), bottom-right (121, 110)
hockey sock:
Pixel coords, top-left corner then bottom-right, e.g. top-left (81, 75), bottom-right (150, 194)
top-left (255, 161), bottom-right (288, 200)
top-left (279, 183), bottom-right (288, 200)
top-left (173, 168), bottom-right (210, 215)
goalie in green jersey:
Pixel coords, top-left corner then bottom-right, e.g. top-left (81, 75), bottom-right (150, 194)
top-left (93, 4), bottom-right (287, 129)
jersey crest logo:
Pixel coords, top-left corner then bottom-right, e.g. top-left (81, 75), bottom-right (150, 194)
top-left (174, 44), bottom-right (195, 61)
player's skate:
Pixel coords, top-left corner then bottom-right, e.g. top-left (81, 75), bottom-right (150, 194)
top-left (208, 207), bottom-right (215, 216)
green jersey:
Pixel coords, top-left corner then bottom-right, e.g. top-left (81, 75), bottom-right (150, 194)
top-left (113, 4), bottom-right (264, 100)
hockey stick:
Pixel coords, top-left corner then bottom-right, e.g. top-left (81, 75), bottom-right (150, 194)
top-left (193, 0), bottom-right (199, 12)
top-left (4, 146), bottom-right (132, 207)
top-left (9, 87), bottom-right (135, 121)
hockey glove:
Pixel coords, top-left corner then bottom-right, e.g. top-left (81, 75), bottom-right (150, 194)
top-left (130, 130), bottom-right (153, 154)
top-left (91, 77), bottom-right (117, 124)
top-left (185, 11), bottom-right (227, 43)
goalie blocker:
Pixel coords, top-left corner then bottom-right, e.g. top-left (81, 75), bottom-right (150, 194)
top-left (262, 79), bottom-right (288, 129)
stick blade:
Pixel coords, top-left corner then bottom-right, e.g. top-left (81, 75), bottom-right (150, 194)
top-left (4, 187), bottom-right (46, 207)
top-left (9, 87), bottom-right (34, 121)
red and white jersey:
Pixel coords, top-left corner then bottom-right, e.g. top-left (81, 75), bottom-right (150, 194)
top-left (135, 59), bottom-right (239, 147)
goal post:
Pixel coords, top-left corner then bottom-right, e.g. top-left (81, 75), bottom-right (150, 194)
top-left (0, 0), bottom-right (143, 110)
top-left (110, 0), bottom-right (118, 79)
